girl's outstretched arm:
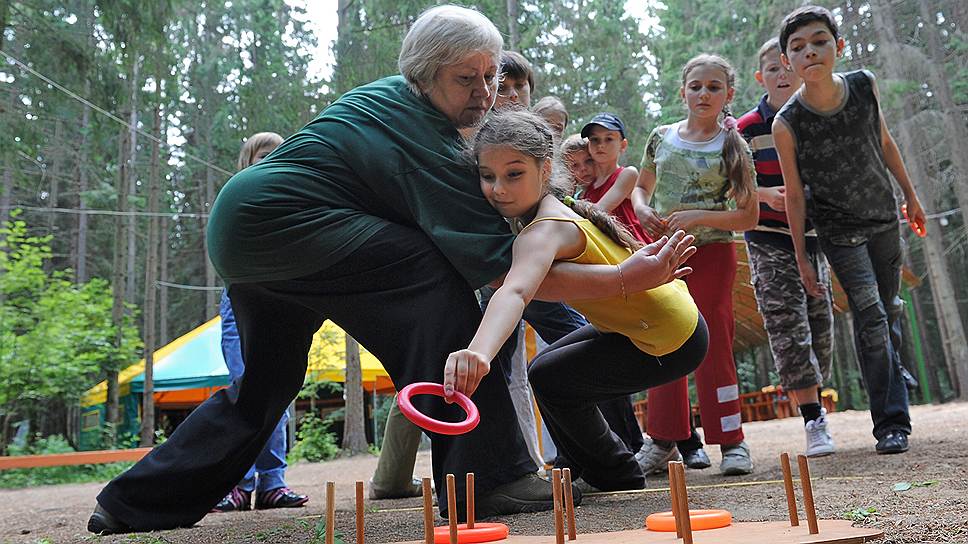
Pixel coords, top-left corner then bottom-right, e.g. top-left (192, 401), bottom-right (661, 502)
top-left (532, 230), bottom-right (696, 301)
top-left (593, 166), bottom-right (639, 213)
top-left (444, 220), bottom-right (578, 399)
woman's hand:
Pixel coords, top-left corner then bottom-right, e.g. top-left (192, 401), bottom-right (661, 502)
top-left (633, 204), bottom-right (667, 238)
top-left (619, 230), bottom-right (697, 293)
top-left (443, 349), bottom-right (491, 401)
top-left (663, 210), bottom-right (706, 234)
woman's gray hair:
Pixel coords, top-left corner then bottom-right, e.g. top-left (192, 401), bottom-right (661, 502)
top-left (398, 5), bottom-right (503, 95)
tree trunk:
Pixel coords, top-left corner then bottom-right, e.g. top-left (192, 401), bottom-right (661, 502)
top-left (342, 334), bottom-right (368, 455)
top-left (75, 77), bottom-right (91, 283)
top-left (832, 312), bottom-right (860, 409)
top-left (47, 120), bottom-right (63, 254)
top-left (909, 280), bottom-right (945, 401)
top-left (874, 0), bottom-right (968, 399)
top-left (159, 217), bottom-right (169, 345)
top-left (1, 68), bottom-right (16, 226)
top-left (125, 58), bottom-right (140, 303)
top-left (919, 0), bottom-right (968, 225)
top-left (107, 120), bottom-right (130, 448)
top-left (140, 89), bottom-right (163, 447)
top-left (506, 0), bottom-right (520, 51)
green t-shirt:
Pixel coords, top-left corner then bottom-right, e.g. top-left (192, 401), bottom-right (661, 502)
top-left (207, 76), bottom-right (514, 288)
top-left (641, 122), bottom-right (752, 246)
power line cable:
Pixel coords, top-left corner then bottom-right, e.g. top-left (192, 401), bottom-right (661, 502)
top-left (155, 280), bottom-right (222, 291)
top-left (1, 49), bottom-right (234, 178)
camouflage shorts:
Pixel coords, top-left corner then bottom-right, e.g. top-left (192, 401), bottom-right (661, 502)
top-left (747, 241), bottom-right (834, 390)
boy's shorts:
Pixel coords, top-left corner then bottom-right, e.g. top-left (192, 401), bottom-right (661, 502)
top-left (747, 241), bottom-right (834, 391)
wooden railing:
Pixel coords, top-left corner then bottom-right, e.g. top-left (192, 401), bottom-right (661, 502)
top-left (0, 447), bottom-right (152, 470)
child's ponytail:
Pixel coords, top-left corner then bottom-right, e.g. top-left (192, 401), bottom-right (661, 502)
top-left (720, 104), bottom-right (755, 208)
top-left (552, 190), bottom-right (643, 252)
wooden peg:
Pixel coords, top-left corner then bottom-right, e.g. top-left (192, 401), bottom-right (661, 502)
top-left (422, 477), bottom-right (434, 544)
top-left (797, 454), bottom-right (819, 535)
top-left (668, 461), bottom-right (683, 538)
top-left (466, 472), bottom-right (475, 529)
top-left (355, 481), bottom-right (365, 544)
top-left (561, 468), bottom-right (577, 541)
top-left (446, 474), bottom-right (459, 544)
top-left (552, 468), bottom-right (565, 544)
top-left (674, 462), bottom-right (693, 544)
top-left (325, 481), bottom-right (335, 544)
top-left (780, 453), bottom-right (799, 527)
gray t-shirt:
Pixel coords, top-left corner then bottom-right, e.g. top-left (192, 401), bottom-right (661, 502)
top-left (776, 70), bottom-right (898, 244)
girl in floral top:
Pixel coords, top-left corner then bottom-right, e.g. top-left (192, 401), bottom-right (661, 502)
top-left (631, 53), bottom-right (758, 476)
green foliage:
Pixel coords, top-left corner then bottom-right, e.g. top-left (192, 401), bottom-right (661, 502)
top-left (892, 480), bottom-right (939, 492)
top-left (0, 435), bottom-right (133, 489)
top-left (0, 213), bottom-right (141, 450)
top-left (288, 412), bottom-right (341, 463)
top-left (843, 506), bottom-right (880, 521)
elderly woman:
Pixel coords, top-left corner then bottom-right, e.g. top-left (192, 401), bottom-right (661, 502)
top-left (88, 5), bottom-right (693, 534)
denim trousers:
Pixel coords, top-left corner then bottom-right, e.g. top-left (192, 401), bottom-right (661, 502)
top-left (819, 225), bottom-right (911, 439)
top-left (220, 290), bottom-right (288, 493)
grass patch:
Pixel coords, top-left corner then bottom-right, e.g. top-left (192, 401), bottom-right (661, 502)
top-left (0, 462), bottom-right (134, 489)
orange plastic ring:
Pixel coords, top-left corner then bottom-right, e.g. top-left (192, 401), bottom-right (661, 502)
top-left (398, 382), bottom-right (480, 436)
top-left (645, 509), bottom-right (732, 532)
top-left (433, 522), bottom-right (509, 544)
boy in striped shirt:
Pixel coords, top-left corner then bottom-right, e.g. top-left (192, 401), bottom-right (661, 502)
top-left (738, 38), bottom-right (835, 457)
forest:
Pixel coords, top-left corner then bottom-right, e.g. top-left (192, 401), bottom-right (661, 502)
top-left (1, 0), bottom-right (966, 454)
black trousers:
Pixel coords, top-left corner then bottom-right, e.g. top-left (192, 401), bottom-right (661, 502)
top-left (97, 223), bottom-right (534, 530)
top-left (529, 316), bottom-right (708, 491)
top-left (481, 290), bottom-right (647, 458)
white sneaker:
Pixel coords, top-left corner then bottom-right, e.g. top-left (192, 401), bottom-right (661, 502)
top-left (804, 415), bottom-right (836, 457)
top-left (635, 437), bottom-right (681, 474)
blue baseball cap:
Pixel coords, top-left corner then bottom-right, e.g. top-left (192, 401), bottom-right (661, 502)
top-left (581, 112), bottom-right (627, 139)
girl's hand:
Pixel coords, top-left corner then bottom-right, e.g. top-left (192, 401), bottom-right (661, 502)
top-left (620, 230), bottom-right (697, 292)
top-left (664, 210), bottom-right (706, 234)
top-left (762, 186), bottom-right (786, 211)
top-left (443, 349), bottom-right (491, 401)
top-left (634, 204), bottom-right (667, 238)
top-left (797, 259), bottom-right (826, 298)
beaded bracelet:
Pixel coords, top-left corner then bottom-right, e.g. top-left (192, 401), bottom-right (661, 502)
top-left (616, 264), bottom-right (628, 302)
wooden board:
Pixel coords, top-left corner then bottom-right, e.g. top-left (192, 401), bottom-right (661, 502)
top-left (0, 447), bottom-right (152, 469)
top-left (400, 520), bottom-right (883, 544)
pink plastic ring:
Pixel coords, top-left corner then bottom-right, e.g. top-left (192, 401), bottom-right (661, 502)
top-left (397, 382), bottom-right (480, 435)
top-left (434, 522), bottom-right (509, 543)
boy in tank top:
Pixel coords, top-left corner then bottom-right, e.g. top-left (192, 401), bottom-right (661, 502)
top-left (772, 5), bottom-right (926, 455)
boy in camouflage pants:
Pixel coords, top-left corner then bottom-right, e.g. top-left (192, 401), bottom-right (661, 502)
top-left (738, 37), bottom-right (835, 457)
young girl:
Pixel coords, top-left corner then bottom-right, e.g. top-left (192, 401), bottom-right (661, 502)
top-left (580, 113), bottom-right (651, 243)
top-left (632, 54), bottom-right (758, 476)
top-left (443, 109), bottom-right (707, 491)
top-left (215, 131), bottom-right (310, 512)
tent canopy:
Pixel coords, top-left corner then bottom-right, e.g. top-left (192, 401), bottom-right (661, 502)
top-left (81, 318), bottom-right (394, 407)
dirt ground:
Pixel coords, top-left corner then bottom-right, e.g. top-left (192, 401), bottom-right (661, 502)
top-left (2, 402), bottom-right (966, 544)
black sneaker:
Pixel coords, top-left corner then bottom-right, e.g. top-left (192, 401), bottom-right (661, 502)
top-left (87, 504), bottom-right (134, 535)
top-left (875, 431), bottom-right (909, 454)
top-left (680, 447), bottom-right (712, 469)
top-left (468, 472), bottom-right (582, 519)
top-left (211, 486), bottom-right (252, 512)
top-left (255, 487), bottom-right (309, 509)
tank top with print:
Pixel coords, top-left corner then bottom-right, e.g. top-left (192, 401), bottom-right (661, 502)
top-left (521, 217), bottom-right (698, 356)
top-left (776, 70), bottom-right (898, 242)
